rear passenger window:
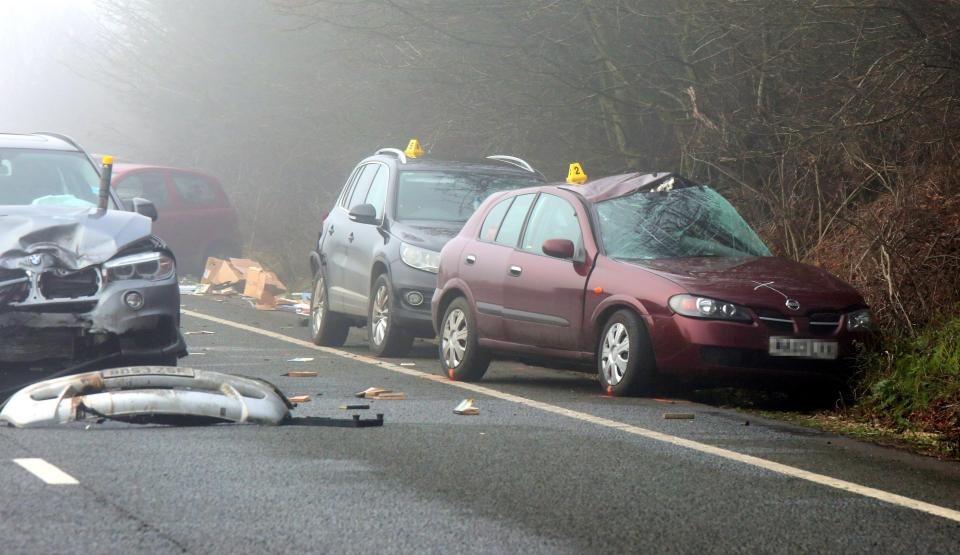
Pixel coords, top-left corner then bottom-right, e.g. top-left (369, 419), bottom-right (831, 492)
top-left (172, 174), bottom-right (219, 207)
top-left (479, 197), bottom-right (513, 242)
top-left (115, 172), bottom-right (170, 209)
top-left (494, 193), bottom-right (535, 247)
top-left (347, 164), bottom-right (379, 209)
top-left (363, 166), bottom-right (389, 218)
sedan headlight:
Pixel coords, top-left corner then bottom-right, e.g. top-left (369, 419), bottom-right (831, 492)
top-left (400, 242), bottom-right (440, 274)
top-left (103, 251), bottom-right (176, 282)
top-left (669, 294), bottom-right (752, 322)
top-left (846, 308), bottom-right (873, 331)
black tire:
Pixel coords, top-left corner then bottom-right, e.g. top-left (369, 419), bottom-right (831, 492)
top-left (154, 354), bottom-right (180, 367)
top-left (596, 309), bottom-right (657, 396)
top-left (367, 273), bottom-right (414, 357)
top-left (310, 272), bottom-right (349, 347)
top-left (438, 297), bottom-right (490, 381)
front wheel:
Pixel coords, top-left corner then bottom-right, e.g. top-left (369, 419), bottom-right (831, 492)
top-left (310, 273), bottom-right (349, 346)
top-left (597, 309), bottom-right (657, 396)
top-left (439, 297), bottom-right (489, 381)
top-left (368, 274), bottom-right (414, 357)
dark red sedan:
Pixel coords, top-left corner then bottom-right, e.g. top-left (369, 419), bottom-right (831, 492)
top-left (431, 172), bottom-right (873, 395)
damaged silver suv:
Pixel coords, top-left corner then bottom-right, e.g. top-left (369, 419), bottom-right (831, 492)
top-left (0, 133), bottom-right (186, 398)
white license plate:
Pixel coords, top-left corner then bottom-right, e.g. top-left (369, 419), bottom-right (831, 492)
top-left (768, 337), bottom-right (838, 360)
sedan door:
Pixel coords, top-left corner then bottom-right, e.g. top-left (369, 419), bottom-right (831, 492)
top-left (460, 193), bottom-right (536, 341)
top-left (502, 193), bottom-right (592, 351)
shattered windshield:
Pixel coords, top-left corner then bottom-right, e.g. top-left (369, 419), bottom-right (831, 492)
top-left (596, 185), bottom-right (771, 259)
top-left (396, 170), bottom-right (541, 222)
top-left (0, 149), bottom-right (103, 208)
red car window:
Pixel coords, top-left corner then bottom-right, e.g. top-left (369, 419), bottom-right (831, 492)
top-left (494, 193), bottom-right (536, 247)
top-left (172, 174), bottom-right (219, 207)
top-left (116, 171), bottom-right (171, 209)
top-left (479, 196), bottom-right (513, 242)
top-left (520, 194), bottom-right (582, 253)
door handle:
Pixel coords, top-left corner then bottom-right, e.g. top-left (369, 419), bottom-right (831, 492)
top-left (465, 254), bottom-right (476, 265)
top-left (508, 265), bottom-right (522, 277)
top-left (348, 232), bottom-right (355, 243)
top-left (328, 225), bottom-right (335, 235)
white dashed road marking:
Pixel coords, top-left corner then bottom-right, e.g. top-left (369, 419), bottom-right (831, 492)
top-left (13, 458), bottom-right (79, 485)
top-left (183, 308), bottom-right (960, 525)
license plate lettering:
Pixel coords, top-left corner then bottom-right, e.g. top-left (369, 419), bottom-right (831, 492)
top-left (769, 338), bottom-right (838, 360)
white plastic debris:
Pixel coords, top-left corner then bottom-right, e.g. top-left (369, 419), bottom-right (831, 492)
top-left (0, 367), bottom-right (292, 428)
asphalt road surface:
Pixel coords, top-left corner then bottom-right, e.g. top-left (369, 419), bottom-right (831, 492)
top-left (2, 294), bottom-right (959, 553)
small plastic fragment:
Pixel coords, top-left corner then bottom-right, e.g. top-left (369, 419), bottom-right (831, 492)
top-left (454, 398), bottom-right (479, 415)
top-left (340, 404), bottom-right (371, 410)
top-left (284, 371), bottom-right (318, 378)
top-left (663, 412), bottom-right (695, 420)
top-left (184, 330), bottom-right (215, 336)
top-left (287, 357), bottom-right (315, 363)
top-left (288, 395), bottom-right (311, 403)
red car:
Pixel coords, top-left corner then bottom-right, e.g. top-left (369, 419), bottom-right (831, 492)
top-left (111, 164), bottom-right (241, 276)
top-left (431, 172), bottom-right (873, 395)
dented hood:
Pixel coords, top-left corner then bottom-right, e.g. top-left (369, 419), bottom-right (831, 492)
top-left (0, 206), bottom-right (151, 271)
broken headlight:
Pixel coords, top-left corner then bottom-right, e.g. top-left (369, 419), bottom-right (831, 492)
top-left (846, 309), bottom-right (873, 331)
top-left (669, 294), bottom-right (752, 322)
top-left (103, 251), bottom-right (175, 282)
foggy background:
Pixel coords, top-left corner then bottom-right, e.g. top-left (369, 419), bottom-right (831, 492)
top-left (3, 0), bottom-right (958, 335)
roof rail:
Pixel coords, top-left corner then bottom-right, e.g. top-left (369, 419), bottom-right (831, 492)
top-left (486, 155), bottom-right (536, 173)
top-left (33, 132), bottom-right (101, 169)
top-left (32, 132), bottom-right (86, 152)
top-left (375, 148), bottom-right (407, 164)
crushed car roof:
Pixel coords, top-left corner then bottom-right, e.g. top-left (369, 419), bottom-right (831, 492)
top-left (558, 171), bottom-right (696, 203)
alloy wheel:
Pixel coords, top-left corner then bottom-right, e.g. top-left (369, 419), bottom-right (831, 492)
top-left (442, 308), bottom-right (468, 369)
top-left (311, 276), bottom-right (326, 336)
top-left (371, 284), bottom-right (390, 345)
top-left (600, 322), bottom-right (630, 386)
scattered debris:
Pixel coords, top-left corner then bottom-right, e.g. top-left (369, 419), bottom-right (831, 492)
top-left (284, 371), bottom-right (319, 378)
top-left (454, 398), bottom-right (480, 415)
top-left (340, 404), bottom-right (370, 410)
top-left (400, 362), bottom-right (416, 367)
top-left (184, 330), bottom-right (215, 336)
top-left (354, 387), bottom-right (405, 400)
top-left (286, 357), bottom-right (315, 363)
top-left (287, 395), bottom-right (311, 403)
top-left (0, 367), bottom-right (292, 427)
top-left (286, 414), bottom-right (384, 428)
top-left (663, 412), bottom-right (696, 420)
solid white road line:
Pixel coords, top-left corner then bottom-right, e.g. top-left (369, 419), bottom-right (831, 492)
top-left (182, 308), bottom-right (960, 525)
top-left (13, 458), bottom-right (79, 485)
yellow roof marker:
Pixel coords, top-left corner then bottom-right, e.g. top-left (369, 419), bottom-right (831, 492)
top-left (566, 162), bottom-right (587, 184)
top-left (404, 138), bottom-right (424, 159)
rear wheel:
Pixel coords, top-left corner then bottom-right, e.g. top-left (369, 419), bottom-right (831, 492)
top-left (597, 309), bottom-right (656, 396)
top-left (310, 272), bottom-right (349, 347)
top-left (439, 297), bottom-right (490, 381)
top-left (368, 274), bottom-right (414, 357)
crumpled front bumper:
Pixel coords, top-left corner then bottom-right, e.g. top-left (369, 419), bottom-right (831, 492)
top-left (0, 274), bottom-right (186, 372)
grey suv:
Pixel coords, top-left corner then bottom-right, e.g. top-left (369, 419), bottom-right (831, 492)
top-left (308, 148), bottom-right (545, 356)
top-left (0, 133), bottom-right (186, 398)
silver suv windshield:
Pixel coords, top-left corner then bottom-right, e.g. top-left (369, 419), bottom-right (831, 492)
top-left (596, 185), bottom-right (771, 259)
top-left (0, 149), bottom-right (107, 208)
top-left (396, 170), bottom-right (542, 223)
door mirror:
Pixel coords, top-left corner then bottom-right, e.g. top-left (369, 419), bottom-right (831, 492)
top-left (348, 203), bottom-right (378, 225)
top-left (123, 197), bottom-right (159, 221)
top-left (542, 238), bottom-right (575, 259)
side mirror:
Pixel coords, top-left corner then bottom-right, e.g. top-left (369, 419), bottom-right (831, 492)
top-left (348, 203), bottom-right (378, 225)
top-left (124, 197), bottom-right (158, 221)
top-left (542, 238), bottom-right (575, 259)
